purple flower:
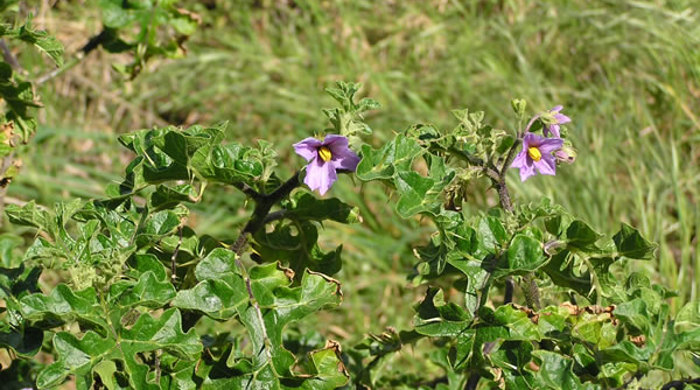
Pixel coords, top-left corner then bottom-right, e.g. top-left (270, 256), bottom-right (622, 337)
top-left (542, 105), bottom-right (571, 138)
top-left (511, 132), bottom-right (564, 182)
top-left (293, 134), bottom-right (360, 195)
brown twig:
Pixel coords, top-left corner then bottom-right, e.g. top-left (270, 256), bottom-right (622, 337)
top-left (660, 377), bottom-right (700, 390)
top-left (504, 276), bottom-right (514, 304)
top-left (455, 131), bottom-right (543, 388)
top-left (229, 171), bottom-right (301, 363)
top-left (0, 39), bottom-right (22, 72)
top-left (230, 171), bottom-right (300, 254)
top-left (181, 171), bottom-right (302, 332)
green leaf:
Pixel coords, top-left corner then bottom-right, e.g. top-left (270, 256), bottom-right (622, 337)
top-left (5, 201), bottom-right (51, 230)
top-left (36, 308), bottom-right (202, 389)
top-left (395, 171), bottom-right (437, 217)
top-left (356, 135), bottom-right (422, 181)
top-left (117, 125), bottom-right (233, 189)
top-left (191, 143), bottom-right (264, 186)
top-left (149, 184), bottom-right (197, 210)
top-left (136, 209), bottom-right (185, 247)
top-left (283, 192), bottom-right (360, 224)
top-left (99, 0), bottom-right (138, 28)
top-left (598, 341), bottom-right (651, 365)
top-left (531, 350), bottom-right (585, 390)
top-left (194, 248), bottom-right (237, 280)
top-left (0, 326), bottom-right (43, 357)
top-left (544, 214), bottom-right (571, 237)
top-left (20, 284), bottom-right (109, 332)
top-left (414, 288), bottom-right (471, 337)
top-left (252, 220), bottom-right (343, 277)
top-left (674, 301), bottom-right (700, 334)
top-left (0, 264), bottom-right (41, 304)
top-left (477, 216), bottom-right (508, 254)
top-left (36, 331), bottom-right (116, 389)
top-left (128, 254), bottom-right (168, 281)
top-left (565, 220), bottom-right (602, 251)
top-left (572, 314), bottom-right (616, 348)
top-left (493, 234), bottom-right (547, 278)
top-left (118, 309), bottom-right (202, 388)
top-left (496, 135), bottom-right (515, 154)
top-left (17, 20), bottom-right (64, 66)
top-left (172, 278), bottom-right (247, 321)
top-left (614, 298), bottom-right (650, 334)
top-left (491, 340), bottom-right (534, 373)
top-left (394, 155), bottom-right (455, 218)
top-left (537, 306), bottom-right (569, 336)
top-left (109, 271), bottom-right (176, 308)
top-left (170, 14), bottom-right (198, 36)
top-left (457, 324), bottom-right (509, 370)
top-left (445, 254), bottom-right (489, 317)
top-left (233, 267), bottom-right (344, 384)
top-left (612, 223), bottom-right (656, 260)
top-left (597, 361), bottom-right (637, 387)
top-left (172, 248), bottom-right (247, 320)
top-left (542, 250), bottom-right (592, 296)
top-left (92, 360), bottom-right (119, 390)
top-left (494, 305), bottom-right (541, 341)
top-left (292, 341), bottom-right (349, 389)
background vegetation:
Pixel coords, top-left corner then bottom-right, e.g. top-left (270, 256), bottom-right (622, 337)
top-left (2, 0), bottom-right (698, 386)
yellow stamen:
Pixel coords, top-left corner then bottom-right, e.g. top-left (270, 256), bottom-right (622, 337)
top-left (318, 146), bottom-right (332, 162)
top-left (528, 147), bottom-right (542, 162)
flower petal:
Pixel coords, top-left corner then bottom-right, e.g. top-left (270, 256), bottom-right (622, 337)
top-left (538, 137), bottom-right (564, 153)
top-left (519, 159), bottom-right (536, 181)
top-left (545, 124), bottom-right (561, 138)
top-left (510, 149), bottom-right (528, 169)
top-left (554, 113), bottom-right (571, 124)
top-left (331, 147), bottom-right (360, 171)
top-left (522, 132), bottom-right (540, 148)
top-left (304, 158), bottom-right (337, 195)
top-left (293, 138), bottom-right (322, 162)
top-left (323, 134), bottom-right (349, 148)
top-left (550, 105), bottom-right (563, 112)
top-left (322, 134), bottom-right (360, 171)
top-left (534, 155), bottom-right (557, 176)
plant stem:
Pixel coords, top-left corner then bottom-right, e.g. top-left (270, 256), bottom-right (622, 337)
top-left (582, 256), bottom-right (603, 306)
top-left (500, 138), bottom-right (522, 177)
top-left (460, 132), bottom-right (539, 389)
top-left (492, 177), bottom-right (513, 212)
top-left (0, 151), bottom-right (15, 226)
top-left (230, 171), bottom-right (301, 254)
top-left (504, 276), bottom-right (514, 304)
top-left (183, 171), bottom-right (301, 332)
top-left (229, 171), bottom-right (301, 363)
top-left (0, 39), bottom-right (22, 72)
top-left (660, 377), bottom-right (700, 390)
top-left (465, 373), bottom-right (480, 390)
top-left (36, 28), bottom-right (109, 85)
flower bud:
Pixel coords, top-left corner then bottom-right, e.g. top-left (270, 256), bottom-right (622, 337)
top-left (543, 240), bottom-right (566, 255)
top-left (554, 145), bottom-right (576, 164)
top-left (511, 98), bottom-right (527, 117)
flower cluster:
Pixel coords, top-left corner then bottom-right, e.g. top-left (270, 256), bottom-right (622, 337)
top-left (511, 105), bottom-right (572, 181)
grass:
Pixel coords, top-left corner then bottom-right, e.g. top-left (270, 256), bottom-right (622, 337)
top-left (3, 0), bottom-right (698, 383)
